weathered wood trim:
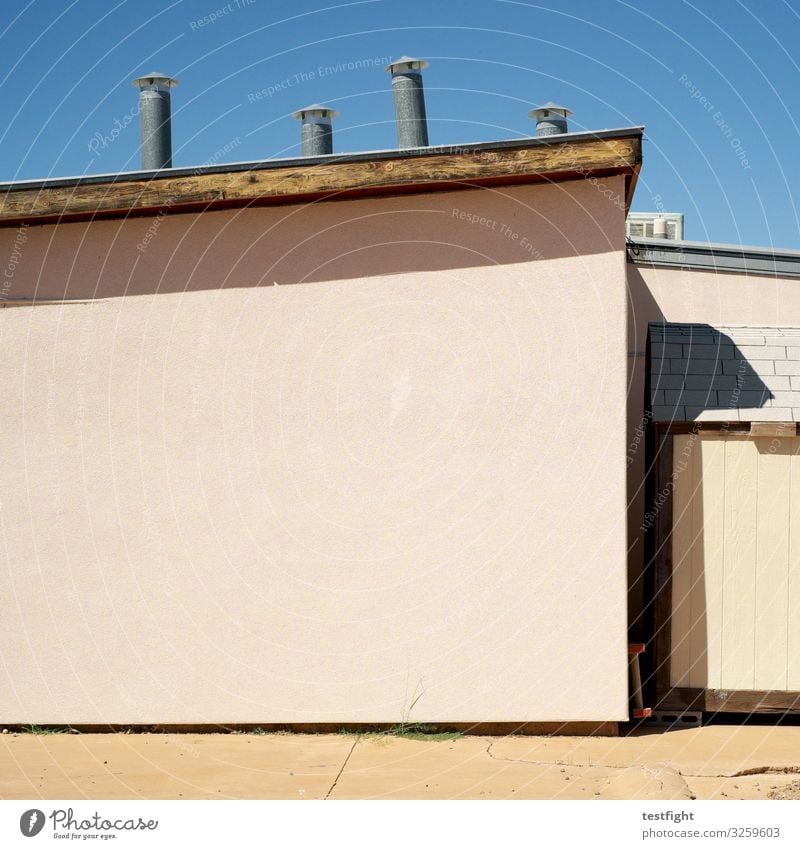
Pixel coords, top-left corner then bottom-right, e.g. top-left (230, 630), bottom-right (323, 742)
top-left (0, 134), bottom-right (641, 227)
top-left (750, 421), bottom-right (798, 438)
top-left (659, 687), bottom-right (800, 713)
top-left (655, 422), bottom-right (749, 436)
top-left (655, 421), bottom-right (798, 437)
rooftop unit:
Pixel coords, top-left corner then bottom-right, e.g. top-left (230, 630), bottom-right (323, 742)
top-left (626, 212), bottom-right (684, 241)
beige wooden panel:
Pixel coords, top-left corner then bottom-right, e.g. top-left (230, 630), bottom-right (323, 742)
top-left (789, 441), bottom-right (800, 689)
top-left (670, 435), bottom-right (697, 687)
top-left (693, 437), bottom-right (726, 689)
top-left (720, 436), bottom-right (758, 690)
top-left (684, 434), bottom-right (707, 688)
top-left (753, 439), bottom-right (792, 690)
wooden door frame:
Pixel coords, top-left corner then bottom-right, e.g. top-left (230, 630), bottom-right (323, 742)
top-left (650, 421), bottom-right (800, 714)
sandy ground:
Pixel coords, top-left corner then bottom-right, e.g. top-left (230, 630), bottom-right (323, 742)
top-left (1, 726), bottom-right (799, 800)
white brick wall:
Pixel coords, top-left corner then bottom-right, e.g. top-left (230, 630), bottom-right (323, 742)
top-left (650, 322), bottom-right (800, 422)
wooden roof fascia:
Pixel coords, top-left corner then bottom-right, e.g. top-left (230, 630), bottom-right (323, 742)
top-left (0, 130), bottom-right (642, 228)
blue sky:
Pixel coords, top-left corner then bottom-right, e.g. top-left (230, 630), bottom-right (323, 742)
top-left (2, 0), bottom-right (799, 248)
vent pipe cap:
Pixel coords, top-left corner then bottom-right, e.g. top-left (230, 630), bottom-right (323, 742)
top-left (384, 56), bottom-right (429, 74)
top-left (527, 102), bottom-right (572, 120)
top-left (133, 72), bottom-right (179, 90)
top-left (291, 104), bottom-right (340, 121)
top-left (528, 102), bottom-right (572, 136)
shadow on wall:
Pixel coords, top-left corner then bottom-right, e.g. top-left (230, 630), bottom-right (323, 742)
top-left (649, 323), bottom-right (776, 421)
top-left (0, 179), bottom-right (625, 301)
top-left (625, 267), bottom-right (665, 644)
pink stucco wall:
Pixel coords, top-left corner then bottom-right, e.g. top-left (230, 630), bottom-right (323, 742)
top-left (1, 178), bottom-right (629, 724)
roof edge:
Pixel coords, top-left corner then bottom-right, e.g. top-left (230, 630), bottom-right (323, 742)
top-left (0, 128), bottom-right (643, 228)
top-left (628, 237), bottom-right (800, 278)
top-left (0, 127), bottom-right (644, 193)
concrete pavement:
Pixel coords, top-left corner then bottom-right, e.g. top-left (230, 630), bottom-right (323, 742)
top-left (1, 726), bottom-right (799, 800)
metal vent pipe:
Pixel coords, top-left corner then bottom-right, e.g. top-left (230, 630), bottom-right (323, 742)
top-left (292, 104), bottom-right (339, 156)
top-left (384, 56), bottom-right (429, 148)
top-left (528, 102), bottom-right (572, 137)
top-left (132, 72), bottom-right (178, 169)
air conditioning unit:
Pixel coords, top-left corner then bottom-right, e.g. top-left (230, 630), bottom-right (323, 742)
top-left (626, 212), bottom-right (684, 241)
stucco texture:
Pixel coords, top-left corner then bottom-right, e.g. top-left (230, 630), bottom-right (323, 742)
top-left (0, 178), bottom-right (628, 723)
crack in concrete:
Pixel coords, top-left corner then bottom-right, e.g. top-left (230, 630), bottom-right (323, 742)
top-left (727, 766), bottom-right (800, 778)
top-left (485, 743), bottom-right (800, 781)
top-left (485, 741), bottom-right (635, 771)
top-left (324, 739), bottom-right (358, 800)
top-left (486, 743), bottom-right (694, 798)
top-left (641, 764), bottom-right (666, 793)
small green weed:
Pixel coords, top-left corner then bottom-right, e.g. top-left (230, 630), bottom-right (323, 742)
top-left (21, 725), bottom-right (71, 735)
top-left (385, 723), bottom-right (463, 741)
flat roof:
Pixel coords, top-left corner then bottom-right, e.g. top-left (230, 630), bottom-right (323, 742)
top-left (628, 236), bottom-right (800, 278)
top-left (0, 127), bottom-right (643, 228)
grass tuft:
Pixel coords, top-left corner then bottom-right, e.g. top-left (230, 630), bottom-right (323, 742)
top-left (385, 723), bottom-right (463, 741)
top-left (21, 725), bottom-right (71, 735)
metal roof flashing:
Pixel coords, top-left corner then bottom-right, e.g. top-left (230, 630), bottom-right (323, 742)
top-left (628, 237), bottom-right (800, 279)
